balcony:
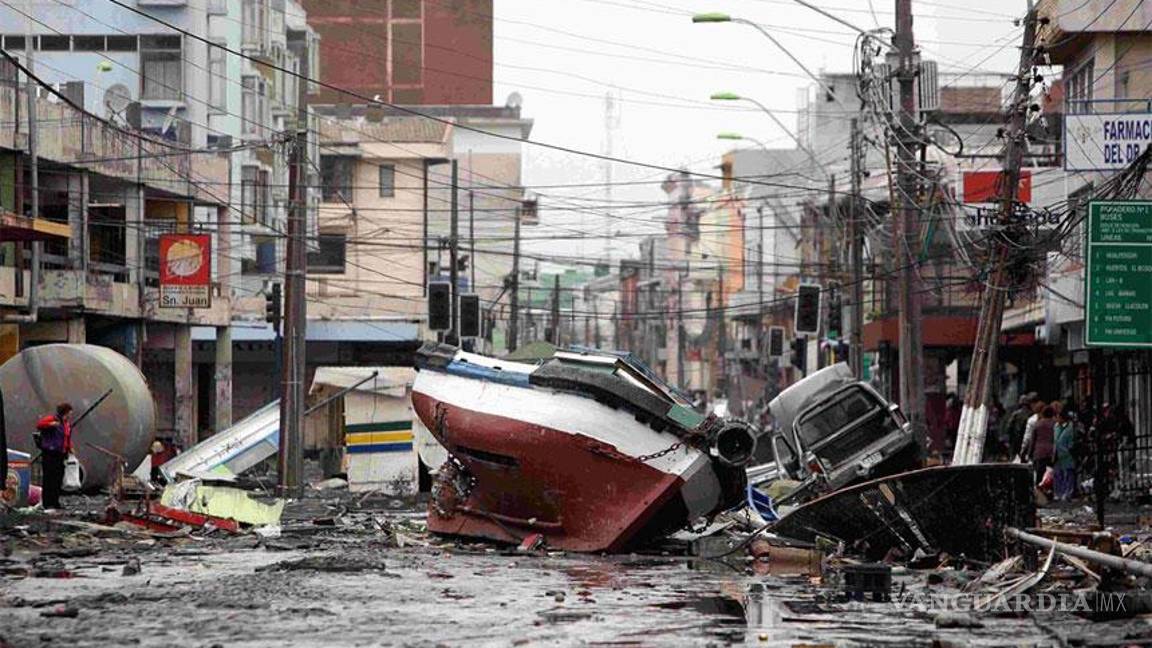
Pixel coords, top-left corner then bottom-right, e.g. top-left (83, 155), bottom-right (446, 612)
top-left (0, 85), bottom-right (228, 204)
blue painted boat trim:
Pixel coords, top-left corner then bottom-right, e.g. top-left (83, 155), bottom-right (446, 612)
top-left (346, 443), bottom-right (414, 454)
top-left (442, 361), bottom-right (533, 387)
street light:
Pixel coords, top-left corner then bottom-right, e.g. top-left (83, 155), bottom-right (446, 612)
top-left (691, 11), bottom-right (732, 22)
top-left (716, 132), bottom-right (770, 151)
top-left (710, 91), bottom-right (826, 174)
top-left (692, 12), bottom-right (844, 111)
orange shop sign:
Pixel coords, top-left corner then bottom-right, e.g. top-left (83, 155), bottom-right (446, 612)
top-left (159, 234), bottom-right (211, 308)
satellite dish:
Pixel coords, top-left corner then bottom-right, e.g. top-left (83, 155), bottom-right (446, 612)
top-left (103, 83), bottom-right (131, 120)
top-left (505, 92), bottom-right (523, 109)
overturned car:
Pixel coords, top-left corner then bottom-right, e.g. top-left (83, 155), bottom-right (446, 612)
top-left (758, 363), bottom-right (918, 502)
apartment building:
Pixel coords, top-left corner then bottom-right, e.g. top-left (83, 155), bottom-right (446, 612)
top-left (0, 0), bottom-right (324, 439)
top-left (302, 0), bottom-right (492, 106)
top-left (0, 65), bottom-right (234, 443)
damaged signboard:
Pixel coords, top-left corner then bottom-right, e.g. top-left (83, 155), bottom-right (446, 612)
top-left (771, 463), bottom-right (1036, 561)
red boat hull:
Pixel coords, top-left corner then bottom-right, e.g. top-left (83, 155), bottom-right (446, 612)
top-left (412, 391), bottom-right (702, 553)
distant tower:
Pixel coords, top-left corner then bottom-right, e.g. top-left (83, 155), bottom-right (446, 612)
top-left (602, 89), bottom-right (621, 263)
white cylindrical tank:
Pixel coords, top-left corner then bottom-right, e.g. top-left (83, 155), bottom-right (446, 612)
top-left (0, 344), bottom-right (156, 489)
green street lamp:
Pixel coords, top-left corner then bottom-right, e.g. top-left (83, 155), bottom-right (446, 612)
top-left (693, 12), bottom-right (843, 113)
top-left (716, 132), bottom-right (770, 151)
top-left (711, 91), bottom-right (826, 174)
top-left (691, 12), bottom-right (732, 23)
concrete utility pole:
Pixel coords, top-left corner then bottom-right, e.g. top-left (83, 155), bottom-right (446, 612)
top-left (677, 265), bottom-right (686, 390)
top-left (848, 118), bottom-right (865, 375)
top-left (447, 160), bottom-right (460, 346)
top-left (508, 204), bottom-right (521, 352)
top-left (756, 205), bottom-right (765, 380)
top-left (893, 0), bottom-right (927, 457)
top-left (469, 189), bottom-right (475, 292)
top-left (953, 2), bottom-right (1038, 466)
top-left (717, 267), bottom-right (726, 397)
top-left (422, 162), bottom-right (429, 296)
top-left (550, 274), bottom-right (561, 345)
top-left (278, 126), bottom-right (307, 497)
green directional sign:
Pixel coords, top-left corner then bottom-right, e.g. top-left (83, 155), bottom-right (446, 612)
top-left (1085, 201), bottom-right (1152, 347)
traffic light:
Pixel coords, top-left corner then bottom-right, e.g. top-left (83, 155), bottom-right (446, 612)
top-left (428, 282), bottom-right (451, 332)
top-left (768, 326), bottom-right (785, 358)
top-left (794, 283), bottom-right (821, 335)
top-left (791, 336), bottom-right (807, 373)
top-left (459, 294), bottom-right (480, 338)
top-left (827, 292), bottom-right (842, 339)
top-left (264, 282), bottom-right (282, 329)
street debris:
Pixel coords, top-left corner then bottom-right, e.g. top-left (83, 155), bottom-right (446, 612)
top-left (160, 480), bottom-right (285, 528)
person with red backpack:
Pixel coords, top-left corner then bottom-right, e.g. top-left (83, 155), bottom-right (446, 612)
top-left (36, 403), bottom-right (73, 511)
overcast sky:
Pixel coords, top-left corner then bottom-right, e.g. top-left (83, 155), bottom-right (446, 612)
top-left (491, 0), bottom-right (1029, 261)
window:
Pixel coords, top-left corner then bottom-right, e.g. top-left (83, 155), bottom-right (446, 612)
top-left (257, 168), bottom-right (271, 225)
top-left (255, 239), bottom-right (277, 274)
top-left (1067, 59), bottom-right (1094, 115)
top-left (208, 42), bottom-right (226, 111)
top-left (105, 35), bottom-right (137, 51)
top-left (3, 36), bottom-right (25, 50)
top-left (307, 233), bottom-right (346, 274)
top-left (39, 35), bottom-right (70, 51)
top-left (0, 56), bottom-right (17, 85)
top-left (140, 35), bottom-right (182, 100)
top-left (241, 75), bottom-right (267, 137)
top-left (320, 156), bottom-right (354, 202)
top-left (241, 165), bottom-right (258, 224)
top-left (392, 0), bottom-right (421, 19)
top-left (796, 387), bottom-right (879, 447)
top-left (390, 22), bottom-right (423, 86)
top-left (73, 35), bottom-right (105, 51)
top-left (242, 0), bottom-right (268, 48)
top-left (378, 164), bottom-right (395, 197)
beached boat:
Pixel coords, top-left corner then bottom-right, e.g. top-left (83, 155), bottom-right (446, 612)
top-left (410, 343), bottom-right (756, 552)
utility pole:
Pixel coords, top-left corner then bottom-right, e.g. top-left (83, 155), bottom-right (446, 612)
top-left (677, 265), bottom-right (686, 390)
top-left (508, 204), bottom-right (521, 352)
top-left (717, 266), bottom-right (726, 398)
top-left (592, 288), bottom-right (602, 348)
top-left (468, 189), bottom-right (475, 292)
top-left (893, 0), bottom-right (927, 457)
top-left (278, 126), bottom-right (307, 497)
top-left (953, 1), bottom-right (1038, 466)
top-left (848, 118), bottom-right (865, 375)
top-left (26, 6), bottom-right (41, 319)
top-left (422, 161), bottom-right (429, 296)
top-left (550, 274), bottom-right (560, 345)
top-left (447, 160), bottom-right (460, 346)
top-left (756, 205), bottom-right (765, 381)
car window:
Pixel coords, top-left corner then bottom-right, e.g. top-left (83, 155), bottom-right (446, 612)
top-left (795, 387), bottom-right (880, 447)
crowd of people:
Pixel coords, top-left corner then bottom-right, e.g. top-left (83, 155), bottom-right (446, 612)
top-left (949, 393), bottom-right (1138, 501)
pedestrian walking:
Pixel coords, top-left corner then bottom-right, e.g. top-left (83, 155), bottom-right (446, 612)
top-left (1000, 394), bottom-right (1034, 460)
top-left (1028, 405), bottom-right (1056, 488)
top-left (1053, 409), bottom-right (1076, 501)
top-left (1019, 397), bottom-right (1046, 462)
top-left (35, 403), bottom-right (74, 511)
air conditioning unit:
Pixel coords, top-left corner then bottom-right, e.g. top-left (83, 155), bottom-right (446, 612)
top-left (876, 56), bottom-right (940, 115)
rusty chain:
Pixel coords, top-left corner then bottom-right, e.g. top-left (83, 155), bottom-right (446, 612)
top-left (635, 441), bottom-right (683, 463)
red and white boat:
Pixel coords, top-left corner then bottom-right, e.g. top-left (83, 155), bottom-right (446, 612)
top-left (411, 344), bottom-right (755, 553)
